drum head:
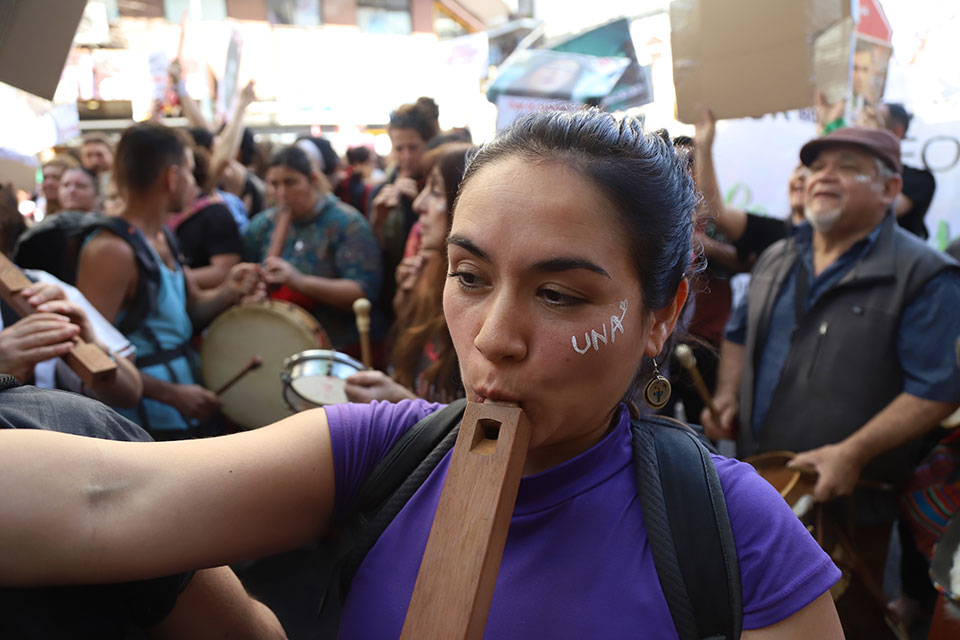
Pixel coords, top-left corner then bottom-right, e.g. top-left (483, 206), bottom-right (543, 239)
top-left (202, 301), bottom-right (326, 429)
top-left (931, 513), bottom-right (960, 604)
top-left (283, 349), bottom-right (364, 410)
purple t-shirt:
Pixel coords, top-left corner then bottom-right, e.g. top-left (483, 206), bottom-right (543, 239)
top-left (326, 400), bottom-right (840, 639)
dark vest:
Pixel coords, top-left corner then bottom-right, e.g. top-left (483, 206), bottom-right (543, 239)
top-left (738, 215), bottom-right (959, 519)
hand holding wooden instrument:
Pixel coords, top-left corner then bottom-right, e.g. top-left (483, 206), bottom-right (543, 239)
top-left (675, 343), bottom-right (721, 426)
top-left (352, 298), bottom-right (372, 369)
top-left (0, 253), bottom-right (116, 386)
top-left (400, 401), bottom-right (531, 640)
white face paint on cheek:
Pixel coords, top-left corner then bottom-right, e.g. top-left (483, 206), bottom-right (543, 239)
top-left (853, 174), bottom-right (873, 183)
top-left (571, 299), bottom-right (629, 355)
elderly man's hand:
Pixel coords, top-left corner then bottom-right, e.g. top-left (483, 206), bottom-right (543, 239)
top-left (701, 392), bottom-right (738, 441)
top-left (789, 442), bottom-right (863, 502)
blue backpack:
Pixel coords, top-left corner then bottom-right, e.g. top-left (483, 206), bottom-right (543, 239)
top-left (13, 212), bottom-right (180, 336)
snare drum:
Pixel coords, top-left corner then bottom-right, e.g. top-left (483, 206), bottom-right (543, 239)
top-left (282, 349), bottom-right (364, 411)
top-left (202, 300), bottom-right (331, 429)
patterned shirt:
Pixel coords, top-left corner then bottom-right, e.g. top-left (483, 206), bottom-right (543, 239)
top-left (243, 194), bottom-right (382, 349)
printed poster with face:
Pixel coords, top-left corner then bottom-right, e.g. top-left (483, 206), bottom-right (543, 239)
top-left (549, 17), bottom-right (654, 112)
top-left (487, 49), bottom-right (630, 107)
top-left (814, 0), bottom-right (893, 125)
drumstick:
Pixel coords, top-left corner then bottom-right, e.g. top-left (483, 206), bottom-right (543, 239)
top-left (675, 344), bottom-right (721, 426)
top-left (214, 355), bottom-right (262, 395)
top-left (400, 402), bottom-right (530, 640)
top-left (352, 297), bottom-right (372, 369)
top-left (0, 253), bottom-right (116, 387)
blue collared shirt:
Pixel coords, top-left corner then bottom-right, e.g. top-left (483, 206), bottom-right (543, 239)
top-left (726, 220), bottom-right (960, 438)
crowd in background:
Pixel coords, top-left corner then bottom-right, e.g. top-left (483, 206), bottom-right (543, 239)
top-left (0, 57), bottom-right (958, 639)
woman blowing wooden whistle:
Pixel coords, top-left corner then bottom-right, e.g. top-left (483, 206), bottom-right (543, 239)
top-left (0, 109), bottom-right (842, 639)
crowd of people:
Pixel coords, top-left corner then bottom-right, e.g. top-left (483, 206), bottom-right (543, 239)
top-left (0, 69), bottom-right (957, 640)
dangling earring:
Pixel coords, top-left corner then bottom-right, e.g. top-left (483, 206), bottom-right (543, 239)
top-left (643, 359), bottom-right (672, 410)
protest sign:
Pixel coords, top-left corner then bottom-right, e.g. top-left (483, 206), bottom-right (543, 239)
top-left (670, 0), bottom-right (851, 124)
top-left (550, 18), bottom-right (654, 111)
top-left (495, 95), bottom-right (577, 131)
top-left (0, 0), bottom-right (87, 100)
top-left (488, 49), bottom-right (629, 106)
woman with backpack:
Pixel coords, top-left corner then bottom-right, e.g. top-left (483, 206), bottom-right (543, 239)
top-left (0, 109), bottom-right (842, 639)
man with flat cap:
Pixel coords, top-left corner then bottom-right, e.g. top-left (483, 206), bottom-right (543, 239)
top-left (703, 127), bottom-right (960, 638)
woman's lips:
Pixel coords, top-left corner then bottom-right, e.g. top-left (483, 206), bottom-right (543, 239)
top-left (474, 390), bottom-right (520, 405)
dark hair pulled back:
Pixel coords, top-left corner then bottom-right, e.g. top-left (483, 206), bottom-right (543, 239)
top-left (458, 108), bottom-right (696, 312)
top-left (389, 97), bottom-right (441, 143)
top-left (266, 145), bottom-right (315, 179)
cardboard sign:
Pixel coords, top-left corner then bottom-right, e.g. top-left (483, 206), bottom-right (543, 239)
top-left (813, 0), bottom-right (892, 123)
top-left (670, 0), bottom-right (851, 124)
top-left (0, 0), bottom-right (88, 100)
top-left (0, 149), bottom-right (39, 194)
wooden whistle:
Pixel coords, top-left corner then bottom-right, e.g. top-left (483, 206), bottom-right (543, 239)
top-left (400, 401), bottom-right (531, 640)
top-left (0, 254), bottom-right (116, 386)
top-left (352, 298), bottom-right (372, 369)
top-left (265, 208), bottom-right (292, 259)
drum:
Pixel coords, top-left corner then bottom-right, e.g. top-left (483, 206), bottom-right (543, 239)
top-left (745, 451), bottom-right (818, 516)
top-left (745, 451), bottom-right (854, 599)
top-left (929, 514), bottom-right (960, 639)
top-left (201, 300), bottom-right (330, 429)
top-left (282, 349), bottom-right (364, 411)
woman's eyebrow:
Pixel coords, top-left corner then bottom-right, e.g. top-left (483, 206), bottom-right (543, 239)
top-left (447, 235), bottom-right (611, 278)
top-left (446, 234), bottom-right (490, 261)
top-left (532, 257), bottom-right (611, 278)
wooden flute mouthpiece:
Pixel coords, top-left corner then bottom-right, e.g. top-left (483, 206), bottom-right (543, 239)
top-left (400, 401), bottom-right (530, 640)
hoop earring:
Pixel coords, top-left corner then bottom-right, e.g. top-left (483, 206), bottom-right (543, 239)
top-left (643, 359), bottom-right (672, 410)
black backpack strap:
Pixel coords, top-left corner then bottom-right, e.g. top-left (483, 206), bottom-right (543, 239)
top-left (353, 398), bottom-right (467, 512)
top-left (632, 416), bottom-right (742, 640)
top-left (318, 400), bottom-right (466, 622)
top-left (0, 375), bottom-right (20, 392)
top-left (88, 218), bottom-right (162, 336)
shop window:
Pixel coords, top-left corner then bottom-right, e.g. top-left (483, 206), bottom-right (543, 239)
top-left (164, 0), bottom-right (226, 21)
top-left (357, 0), bottom-right (411, 35)
top-left (267, 0), bottom-right (322, 26)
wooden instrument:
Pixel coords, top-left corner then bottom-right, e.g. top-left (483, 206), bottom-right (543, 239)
top-left (265, 207), bottom-right (292, 259)
top-left (0, 253), bottom-right (116, 386)
top-left (400, 402), bottom-right (531, 640)
top-left (748, 450), bottom-right (908, 637)
top-left (675, 343), bottom-right (721, 426)
top-left (352, 297), bottom-right (372, 369)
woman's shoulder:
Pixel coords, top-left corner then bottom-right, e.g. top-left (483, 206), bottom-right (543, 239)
top-left (709, 453), bottom-right (841, 630)
top-left (324, 400), bottom-right (446, 513)
top-left (325, 399), bottom-right (444, 438)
